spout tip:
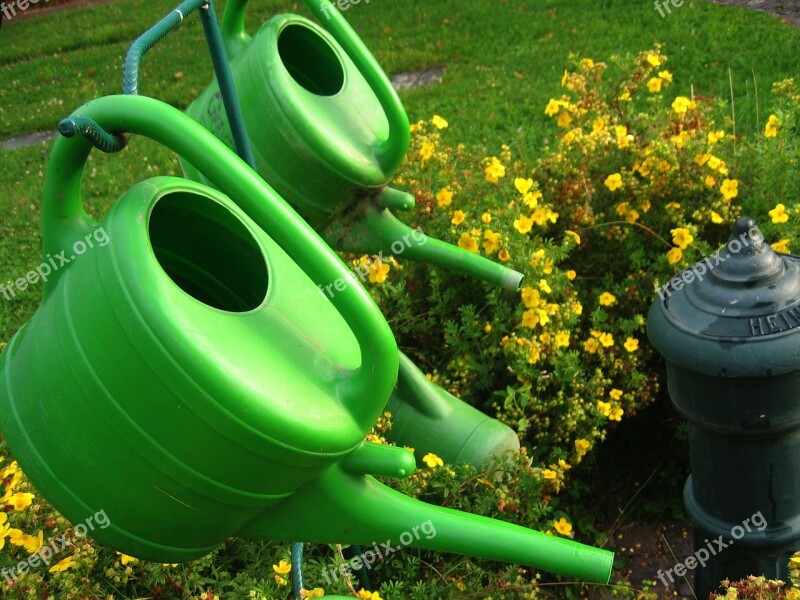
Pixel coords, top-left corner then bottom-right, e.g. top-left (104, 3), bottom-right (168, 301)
top-left (503, 270), bottom-right (524, 292)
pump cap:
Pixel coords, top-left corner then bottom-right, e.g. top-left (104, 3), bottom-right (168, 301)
top-left (647, 217), bottom-right (800, 377)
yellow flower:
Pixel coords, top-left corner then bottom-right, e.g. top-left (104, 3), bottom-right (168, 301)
top-left (710, 211), bottom-right (724, 224)
top-left (368, 258), bottom-right (391, 283)
top-left (575, 439), bottom-right (591, 456)
top-left (457, 233), bottom-right (479, 253)
top-left (624, 337), bottom-right (639, 352)
top-left (769, 203), bottom-right (789, 224)
top-left (599, 292), bottom-right (616, 306)
top-left (646, 77), bottom-right (663, 93)
top-left (539, 279), bottom-right (552, 294)
top-left (419, 141), bottom-right (435, 161)
top-left (423, 453), bottom-right (444, 468)
top-left (515, 178), bottom-right (533, 195)
top-left (580, 57), bottom-right (595, 69)
top-left (301, 588), bottom-right (325, 599)
top-left (521, 286), bottom-right (541, 308)
top-left (524, 191), bottom-right (543, 208)
top-left (615, 125), bottom-right (630, 148)
top-left (482, 230), bottom-right (500, 254)
top-left (720, 178), bottom-right (739, 201)
top-left (436, 187), bottom-right (454, 207)
top-left (431, 115), bottom-right (448, 130)
top-left (545, 98), bottom-right (562, 116)
top-left (358, 590), bottom-right (383, 600)
top-left (481, 211), bottom-right (492, 223)
top-left (554, 517), bottom-right (573, 536)
top-left (705, 175), bottom-right (716, 187)
top-left (658, 70), bottom-right (673, 82)
top-left (521, 309), bottom-right (539, 329)
top-left (542, 469), bottom-right (557, 480)
top-left (765, 114), bottom-right (779, 138)
top-left (694, 153), bottom-right (710, 166)
top-left (484, 323), bottom-right (492, 333)
top-left (592, 117), bottom-right (606, 135)
top-left (609, 389), bottom-right (623, 401)
top-left (565, 230), bottom-right (581, 245)
top-left (451, 210), bottom-right (465, 225)
top-left (604, 173), bottom-right (623, 192)
top-left (672, 96), bottom-right (696, 114)
top-left (117, 552), bottom-right (138, 566)
top-left (708, 130), bottom-right (725, 144)
top-left (8, 492), bottom-right (34, 511)
top-left (563, 129), bottom-right (578, 143)
top-left (646, 53), bottom-right (661, 67)
top-left (598, 332), bottom-right (614, 347)
top-left (514, 215), bottom-right (534, 234)
top-left (667, 247), bottom-right (683, 264)
top-left (609, 406), bottom-right (624, 421)
top-left (498, 249), bottom-right (510, 262)
top-left (772, 238), bottom-right (791, 253)
top-left (555, 332), bottom-right (570, 348)
top-left (597, 400), bottom-right (611, 416)
top-left (528, 344), bottom-right (541, 364)
top-left (529, 207), bottom-right (547, 226)
top-left (484, 157), bottom-right (506, 183)
top-left (566, 270), bottom-right (577, 281)
top-left (273, 560), bottom-right (292, 575)
top-left (49, 556), bottom-right (77, 573)
top-left (583, 338), bottom-right (599, 354)
top-left (671, 227), bottom-right (693, 249)
top-left (22, 530), bottom-right (44, 554)
top-left (556, 111), bottom-right (573, 128)
top-left (618, 90), bottom-right (631, 102)
top-left (670, 130), bottom-right (691, 148)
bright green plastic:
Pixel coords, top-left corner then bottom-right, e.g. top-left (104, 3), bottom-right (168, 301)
top-left (387, 353), bottom-right (520, 466)
top-left (184, 0), bottom-right (522, 467)
top-left (0, 94), bottom-right (612, 583)
top-left (182, 0), bottom-right (523, 292)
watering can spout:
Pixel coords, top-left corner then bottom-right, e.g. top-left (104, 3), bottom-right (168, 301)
top-left (323, 189), bottom-right (524, 292)
top-left (243, 443), bottom-right (613, 583)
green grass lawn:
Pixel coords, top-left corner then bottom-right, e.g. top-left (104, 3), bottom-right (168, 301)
top-left (3, 0), bottom-right (800, 342)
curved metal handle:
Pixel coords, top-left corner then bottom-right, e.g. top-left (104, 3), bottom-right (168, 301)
top-left (220, 0), bottom-right (409, 171)
top-left (44, 94), bottom-right (398, 411)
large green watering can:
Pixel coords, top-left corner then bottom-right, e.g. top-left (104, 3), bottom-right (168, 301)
top-left (181, 0), bottom-right (522, 467)
top-left (0, 94), bottom-right (612, 583)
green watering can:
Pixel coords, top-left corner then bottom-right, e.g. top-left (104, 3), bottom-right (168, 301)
top-left (0, 94), bottom-right (612, 582)
top-left (182, 0), bottom-right (522, 467)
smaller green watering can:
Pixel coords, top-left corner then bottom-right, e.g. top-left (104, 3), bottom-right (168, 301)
top-left (0, 94), bottom-right (612, 583)
top-left (182, 0), bottom-right (523, 467)
top-left (182, 0), bottom-right (522, 292)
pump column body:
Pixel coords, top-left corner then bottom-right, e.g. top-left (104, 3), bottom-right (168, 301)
top-left (647, 217), bottom-right (800, 598)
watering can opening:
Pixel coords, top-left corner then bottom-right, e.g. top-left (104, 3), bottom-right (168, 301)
top-left (148, 190), bottom-right (269, 312)
top-left (277, 23), bottom-right (344, 96)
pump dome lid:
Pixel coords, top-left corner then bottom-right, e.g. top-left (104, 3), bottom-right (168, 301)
top-left (647, 217), bottom-right (800, 377)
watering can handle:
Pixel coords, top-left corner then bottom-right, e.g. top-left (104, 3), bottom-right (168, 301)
top-left (44, 94), bottom-right (399, 412)
top-left (220, 0), bottom-right (409, 170)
